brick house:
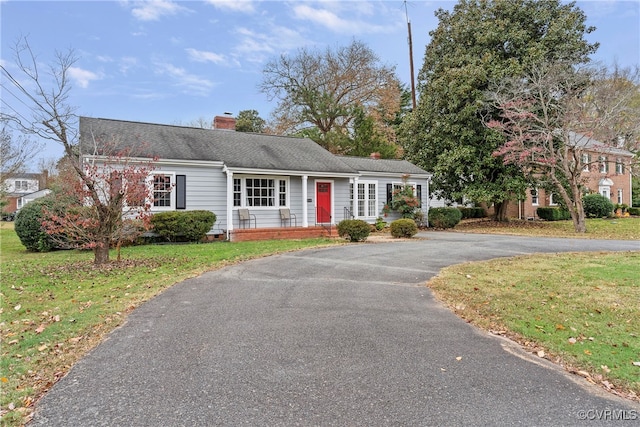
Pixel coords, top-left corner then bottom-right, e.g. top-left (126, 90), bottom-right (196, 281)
top-left (506, 132), bottom-right (635, 219)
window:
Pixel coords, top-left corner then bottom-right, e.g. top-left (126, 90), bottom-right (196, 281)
top-left (549, 193), bottom-right (557, 206)
top-left (14, 180), bottom-right (28, 191)
top-left (237, 176), bottom-right (288, 208)
top-left (615, 159), bottom-right (624, 175)
top-left (581, 153), bottom-right (591, 172)
top-left (618, 189), bottom-right (623, 204)
top-left (233, 178), bottom-right (241, 207)
top-left (531, 188), bottom-right (539, 205)
top-left (153, 174), bottom-right (172, 207)
top-left (352, 181), bottom-right (378, 218)
top-left (599, 156), bottom-right (608, 173)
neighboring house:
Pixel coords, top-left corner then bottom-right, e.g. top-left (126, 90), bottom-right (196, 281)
top-left (80, 116), bottom-right (439, 241)
top-left (1, 172), bottom-right (48, 214)
top-left (506, 132), bottom-right (635, 219)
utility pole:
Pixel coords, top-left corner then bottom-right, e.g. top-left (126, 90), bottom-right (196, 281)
top-left (405, 0), bottom-right (417, 110)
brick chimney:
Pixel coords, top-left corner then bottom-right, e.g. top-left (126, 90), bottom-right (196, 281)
top-left (213, 114), bottom-right (236, 131)
top-left (369, 152), bottom-right (381, 160)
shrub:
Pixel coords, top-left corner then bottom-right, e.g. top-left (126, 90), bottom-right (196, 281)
top-left (536, 207), bottom-right (571, 221)
top-left (390, 218), bottom-right (418, 238)
top-left (150, 210), bottom-right (216, 242)
top-left (458, 207), bottom-right (486, 219)
top-left (428, 207), bottom-right (462, 229)
top-left (583, 194), bottom-right (614, 218)
top-left (14, 196), bottom-right (60, 252)
top-left (629, 207), bottom-right (640, 216)
top-left (375, 216), bottom-right (386, 231)
top-left (337, 219), bottom-right (370, 242)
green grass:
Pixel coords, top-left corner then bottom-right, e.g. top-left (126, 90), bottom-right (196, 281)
top-left (0, 223), bottom-right (341, 426)
top-left (428, 252), bottom-right (640, 400)
top-left (454, 217), bottom-right (640, 240)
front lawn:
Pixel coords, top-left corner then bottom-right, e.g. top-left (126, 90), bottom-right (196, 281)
top-left (0, 222), bottom-right (340, 426)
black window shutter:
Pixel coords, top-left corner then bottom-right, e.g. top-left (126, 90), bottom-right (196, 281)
top-left (176, 175), bottom-right (186, 209)
top-left (417, 185), bottom-right (422, 207)
top-left (386, 183), bottom-right (392, 204)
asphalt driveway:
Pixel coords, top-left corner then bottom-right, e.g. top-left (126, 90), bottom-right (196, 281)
top-left (30, 232), bottom-right (640, 426)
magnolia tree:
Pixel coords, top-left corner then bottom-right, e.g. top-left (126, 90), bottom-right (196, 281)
top-left (1, 37), bottom-right (158, 264)
top-left (42, 142), bottom-right (157, 263)
top-left (487, 63), bottom-right (640, 232)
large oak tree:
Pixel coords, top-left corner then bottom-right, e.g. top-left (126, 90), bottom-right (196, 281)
top-left (399, 0), bottom-right (598, 219)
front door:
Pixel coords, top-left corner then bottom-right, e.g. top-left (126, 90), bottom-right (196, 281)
top-left (316, 182), bottom-right (331, 223)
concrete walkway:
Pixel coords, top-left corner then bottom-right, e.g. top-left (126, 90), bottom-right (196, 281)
top-left (30, 232), bottom-right (640, 426)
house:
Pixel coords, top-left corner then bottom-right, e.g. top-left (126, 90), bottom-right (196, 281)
top-left (79, 116), bottom-right (438, 241)
top-left (1, 172), bottom-right (49, 215)
top-left (506, 132), bottom-right (635, 219)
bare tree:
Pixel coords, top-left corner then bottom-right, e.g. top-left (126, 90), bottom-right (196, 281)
top-left (260, 40), bottom-right (401, 151)
top-left (487, 62), bottom-right (640, 233)
top-left (0, 125), bottom-right (41, 180)
top-left (1, 37), bottom-right (155, 264)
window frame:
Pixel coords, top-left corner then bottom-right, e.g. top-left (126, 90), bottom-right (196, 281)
top-left (599, 156), bottom-right (609, 174)
top-left (615, 158), bottom-right (624, 175)
top-left (150, 172), bottom-right (176, 211)
top-left (530, 188), bottom-right (539, 206)
top-left (235, 175), bottom-right (290, 209)
top-left (351, 180), bottom-right (378, 219)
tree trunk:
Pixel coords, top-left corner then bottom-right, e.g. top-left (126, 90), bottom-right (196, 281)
top-left (93, 242), bottom-right (110, 265)
top-left (493, 201), bottom-right (509, 222)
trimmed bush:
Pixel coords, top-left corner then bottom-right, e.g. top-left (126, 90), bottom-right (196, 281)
top-left (150, 210), bottom-right (216, 242)
top-left (536, 207), bottom-right (571, 221)
top-left (628, 207), bottom-right (640, 216)
top-left (428, 207), bottom-right (462, 229)
top-left (390, 218), bottom-right (418, 238)
top-left (337, 219), bottom-right (370, 242)
top-left (14, 196), bottom-right (59, 252)
top-left (458, 207), bottom-right (486, 219)
top-left (583, 194), bottom-right (614, 218)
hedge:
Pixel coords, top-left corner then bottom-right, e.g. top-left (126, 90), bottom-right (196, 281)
top-left (14, 196), bottom-right (61, 252)
top-left (428, 207), bottom-right (462, 229)
top-left (629, 207), bottom-right (640, 216)
top-left (150, 210), bottom-right (216, 242)
top-left (390, 218), bottom-right (418, 238)
top-left (536, 207), bottom-right (571, 221)
top-left (337, 219), bottom-right (370, 242)
top-left (583, 194), bottom-right (614, 218)
top-left (458, 207), bottom-right (486, 219)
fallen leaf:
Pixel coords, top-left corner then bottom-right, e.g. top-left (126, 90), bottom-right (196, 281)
top-left (568, 337), bottom-right (577, 344)
top-left (1, 377), bottom-right (8, 383)
top-left (456, 356), bottom-right (462, 361)
top-left (8, 402), bottom-right (15, 410)
top-left (632, 361), bottom-right (640, 367)
top-left (584, 349), bottom-right (592, 355)
top-left (35, 324), bottom-right (46, 334)
top-left (14, 304), bottom-right (21, 311)
top-left (555, 324), bottom-right (565, 330)
top-left (537, 350), bottom-right (545, 358)
top-left (53, 315), bottom-right (60, 322)
top-left (577, 370), bottom-right (591, 378)
top-left (37, 344), bottom-right (47, 352)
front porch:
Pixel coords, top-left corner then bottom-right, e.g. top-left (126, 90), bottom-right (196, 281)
top-left (224, 225), bottom-right (339, 242)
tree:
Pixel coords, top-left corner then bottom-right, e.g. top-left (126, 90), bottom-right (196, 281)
top-left (41, 143), bottom-right (156, 261)
top-left (260, 40), bottom-right (402, 152)
top-left (1, 37), bottom-right (155, 264)
top-left (398, 0), bottom-right (598, 220)
top-left (235, 109), bottom-right (266, 133)
top-left (487, 63), bottom-right (640, 232)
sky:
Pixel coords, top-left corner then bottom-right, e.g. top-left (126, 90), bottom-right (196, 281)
top-left (1, 0), bottom-right (639, 170)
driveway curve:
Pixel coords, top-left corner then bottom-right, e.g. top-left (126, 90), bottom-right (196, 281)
top-left (30, 232), bottom-right (640, 426)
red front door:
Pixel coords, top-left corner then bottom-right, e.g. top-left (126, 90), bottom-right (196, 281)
top-left (316, 182), bottom-right (331, 223)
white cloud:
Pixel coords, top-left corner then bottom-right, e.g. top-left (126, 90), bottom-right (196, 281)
top-left (186, 48), bottom-right (226, 65)
top-left (205, 0), bottom-right (256, 13)
top-left (68, 67), bottom-right (102, 88)
top-left (119, 57), bottom-right (139, 75)
top-left (154, 62), bottom-right (216, 95)
top-left (130, 0), bottom-right (191, 21)
top-left (292, 3), bottom-right (400, 34)
top-left (233, 25), bottom-right (308, 64)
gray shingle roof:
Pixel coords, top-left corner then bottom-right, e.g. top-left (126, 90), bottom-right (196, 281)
top-left (569, 132), bottom-right (634, 157)
top-left (79, 117), bottom-right (356, 174)
top-left (336, 156), bottom-right (431, 176)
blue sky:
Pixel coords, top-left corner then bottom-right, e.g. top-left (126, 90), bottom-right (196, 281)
top-left (1, 0), bottom-right (639, 169)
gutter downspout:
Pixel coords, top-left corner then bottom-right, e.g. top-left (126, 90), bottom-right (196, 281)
top-left (224, 168), bottom-right (233, 240)
top-left (302, 175), bottom-right (308, 227)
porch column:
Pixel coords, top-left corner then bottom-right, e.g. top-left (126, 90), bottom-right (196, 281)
top-left (302, 175), bottom-right (309, 227)
top-left (225, 169), bottom-right (234, 239)
top-left (353, 177), bottom-right (359, 219)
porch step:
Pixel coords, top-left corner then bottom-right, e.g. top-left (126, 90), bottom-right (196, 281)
top-left (229, 226), bottom-right (339, 242)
